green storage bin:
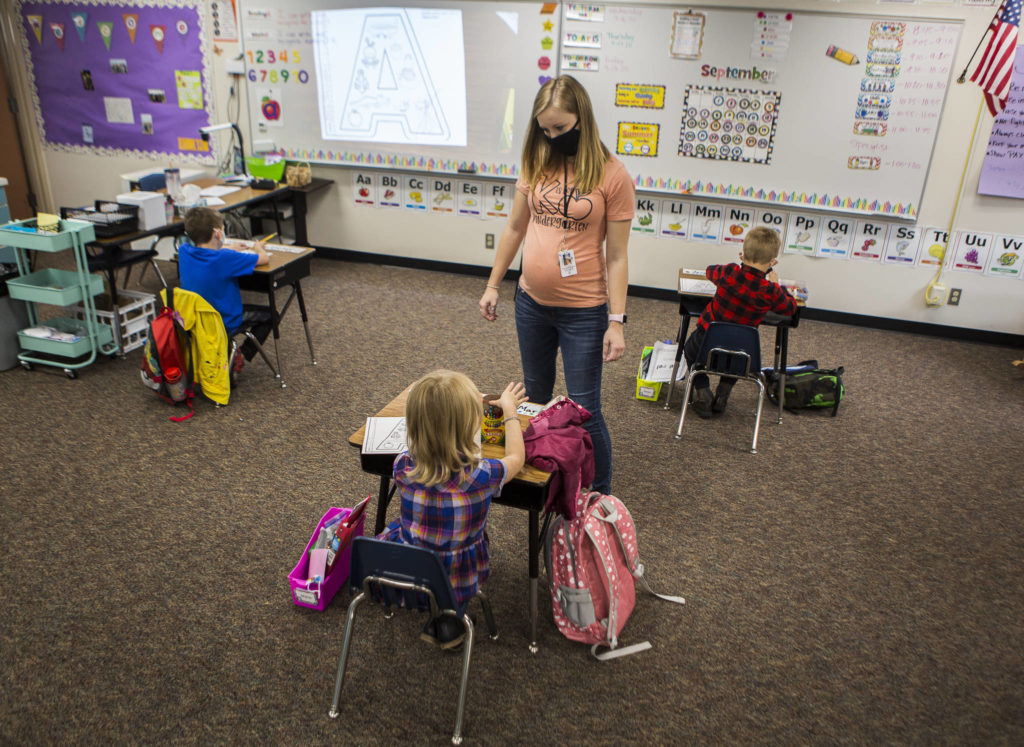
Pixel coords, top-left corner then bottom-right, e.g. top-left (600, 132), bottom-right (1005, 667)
top-left (246, 157), bottom-right (287, 181)
top-left (7, 268), bottom-right (104, 306)
top-left (17, 316), bottom-right (113, 357)
top-left (0, 218), bottom-right (96, 252)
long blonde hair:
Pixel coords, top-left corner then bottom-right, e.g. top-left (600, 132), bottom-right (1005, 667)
top-left (404, 370), bottom-right (483, 486)
top-left (521, 75), bottom-right (610, 195)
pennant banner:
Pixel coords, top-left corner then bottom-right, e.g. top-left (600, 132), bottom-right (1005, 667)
top-left (71, 12), bottom-right (87, 42)
top-left (97, 20), bottom-right (113, 51)
top-left (123, 13), bottom-right (138, 44)
top-left (150, 25), bottom-right (165, 54)
top-left (50, 22), bottom-right (64, 51)
top-left (27, 14), bottom-right (43, 44)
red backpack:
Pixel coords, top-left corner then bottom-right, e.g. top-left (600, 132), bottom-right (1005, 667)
top-left (545, 491), bottom-right (686, 659)
top-left (140, 288), bottom-right (196, 421)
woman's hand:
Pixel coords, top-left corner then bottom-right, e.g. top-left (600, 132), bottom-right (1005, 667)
top-left (603, 324), bottom-right (625, 362)
top-left (479, 287), bottom-right (500, 321)
top-left (494, 381), bottom-right (528, 414)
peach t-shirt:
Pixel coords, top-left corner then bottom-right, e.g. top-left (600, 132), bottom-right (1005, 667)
top-left (516, 155), bottom-right (635, 308)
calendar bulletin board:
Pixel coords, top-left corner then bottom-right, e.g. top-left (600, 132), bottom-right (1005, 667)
top-left (562, 4), bottom-right (962, 219)
top-left (17, 0), bottom-right (216, 163)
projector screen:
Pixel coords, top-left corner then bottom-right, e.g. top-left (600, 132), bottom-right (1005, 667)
top-left (312, 7), bottom-right (467, 146)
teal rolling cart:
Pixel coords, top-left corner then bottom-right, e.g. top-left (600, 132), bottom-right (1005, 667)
top-left (0, 218), bottom-right (116, 378)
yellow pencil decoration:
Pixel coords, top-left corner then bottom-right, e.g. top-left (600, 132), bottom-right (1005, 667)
top-left (826, 44), bottom-right (859, 65)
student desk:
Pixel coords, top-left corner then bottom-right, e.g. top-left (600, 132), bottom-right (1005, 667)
top-left (349, 386), bottom-right (554, 653)
top-left (238, 246), bottom-right (318, 381)
top-left (666, 268), bottom-right (805, 424)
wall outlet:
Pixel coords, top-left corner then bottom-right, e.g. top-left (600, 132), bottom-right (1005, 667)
top-left (948, 288), bottom-right (962, 306)
top-left (485, 233), bottom-right (495, 249)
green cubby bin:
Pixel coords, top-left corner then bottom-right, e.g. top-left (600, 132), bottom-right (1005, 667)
top-left (6, 268), bottom-right (105, 306)
top-left (0, 218), bottom-right (96, 251)
top-left (17, 317), bottom-right (113, 357)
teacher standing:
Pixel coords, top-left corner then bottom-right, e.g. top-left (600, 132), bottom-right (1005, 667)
top-left (478, 75), bottom-right (634, 495)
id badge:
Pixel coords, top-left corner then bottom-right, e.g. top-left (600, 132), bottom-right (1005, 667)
top-left (558, 247), bottom-right (578, 278)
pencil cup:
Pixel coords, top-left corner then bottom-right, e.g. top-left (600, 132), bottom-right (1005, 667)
top-left (481, 398), bottom-right (505, 445)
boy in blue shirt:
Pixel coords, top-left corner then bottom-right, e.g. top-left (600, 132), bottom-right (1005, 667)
top-left (178, 206), bottom-right (272, 364)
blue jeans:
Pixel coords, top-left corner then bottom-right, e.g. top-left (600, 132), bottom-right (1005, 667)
top-left (514, 289), bottom-right (612, 494)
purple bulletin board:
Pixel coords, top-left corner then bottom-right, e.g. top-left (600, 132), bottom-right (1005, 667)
top-left (17, 0), bottom-right (215, 163)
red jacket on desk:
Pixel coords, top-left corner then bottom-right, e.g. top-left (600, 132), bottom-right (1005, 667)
top-left (523, 397), bottom-right (595, 519)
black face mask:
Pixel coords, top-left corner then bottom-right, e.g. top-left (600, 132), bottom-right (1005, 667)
top-left (546, 122), bottom-right (580, 156)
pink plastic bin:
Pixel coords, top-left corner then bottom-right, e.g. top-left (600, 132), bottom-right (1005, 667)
top-left (289, 506), bottom-right (365, 610)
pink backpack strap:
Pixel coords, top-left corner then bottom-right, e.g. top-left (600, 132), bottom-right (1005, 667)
top-left (594, 497), bottom-right (686, 606)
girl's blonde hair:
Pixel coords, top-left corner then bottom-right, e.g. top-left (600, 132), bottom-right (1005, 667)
top-left (521, 75), bottom-right (610, 196)
top-left (405, 369), bottom-right (483, 487)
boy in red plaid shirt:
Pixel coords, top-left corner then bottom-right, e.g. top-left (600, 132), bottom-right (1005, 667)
top-left (683, 227), bottom-right (798, 418)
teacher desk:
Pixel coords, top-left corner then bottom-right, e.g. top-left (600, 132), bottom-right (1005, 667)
top-left (349, 385), bottom-right (554, 653)
top-left (666, 268), bottom-right (806, 424)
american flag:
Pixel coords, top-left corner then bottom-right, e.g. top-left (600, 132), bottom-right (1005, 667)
top-left (969, 0), bottom-right (1022, 115)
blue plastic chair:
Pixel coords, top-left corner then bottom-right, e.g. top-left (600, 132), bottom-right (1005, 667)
top-left (675, 322), bottom-right (767, 453)
top-left (328, 537), bottom-right (497, 745)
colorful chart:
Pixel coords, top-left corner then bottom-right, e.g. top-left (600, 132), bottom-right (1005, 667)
top-left (678, 85), bottom-right (781, 165)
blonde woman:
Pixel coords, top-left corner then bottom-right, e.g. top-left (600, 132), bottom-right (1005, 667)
top-left (478, 75), bottom-right (634, 495)
top-left (379, 370), bottom-right (527, 648)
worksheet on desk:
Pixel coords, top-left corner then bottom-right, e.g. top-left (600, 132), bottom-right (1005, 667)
top-left (679, 271), bottom-right (715, 294)
top-left (362, 417), bottom-right (407, 454)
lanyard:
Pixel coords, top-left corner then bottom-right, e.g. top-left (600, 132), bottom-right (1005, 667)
top-left (562, 159), bottom-right (570, 230)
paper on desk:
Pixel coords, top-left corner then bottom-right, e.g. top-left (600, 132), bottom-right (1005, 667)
top-left (362, 417), bottom-right (407, 454)
top-left (200, 185), bottom-right (242, 197)
top-left (203, 197), bottom-right (226, 206)
top-left (679, 269), bottom-right (715, 295)
top-left (646, 340), bottom-right (687, 382)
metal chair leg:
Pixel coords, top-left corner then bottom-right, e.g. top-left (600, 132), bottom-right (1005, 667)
top-left (245, 331), bottom-right (286, 388)
top-left (751, 378), bottom-right (766, 454)
top-left (329, 592), bottom-right (366, 719)
top-left (675, 374), bottom-right (696, 439)
top-left (451, 612), bottom-right (476, 746)
top-left (473, 591), bottom-right (499, 641)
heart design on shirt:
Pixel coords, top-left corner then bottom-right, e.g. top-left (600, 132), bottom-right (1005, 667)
top-left (534, 176), bottom-right (593, 223)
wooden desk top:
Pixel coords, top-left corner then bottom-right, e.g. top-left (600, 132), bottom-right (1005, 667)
top-left (230, 244), bottom-right (315, 274)
top-left (678, 267), bottom-right (807, 306)
top-left (349, 385), bottom-right (552, 487)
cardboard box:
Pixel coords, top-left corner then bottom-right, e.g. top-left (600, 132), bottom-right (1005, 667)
top-left (115, 191), bottom-right (166, 230)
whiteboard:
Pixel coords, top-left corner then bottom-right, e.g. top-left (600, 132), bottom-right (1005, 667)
top-left (238, 0), bottom-right (561, 177)
top-left (562, 4), bottom-right (962, 219)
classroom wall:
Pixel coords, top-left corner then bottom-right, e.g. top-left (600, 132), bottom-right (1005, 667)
top-left (30, 0), bottom-right (1024, 336)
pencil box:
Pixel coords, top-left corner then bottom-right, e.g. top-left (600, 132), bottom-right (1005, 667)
top-left (289, 506), bottom-right (365, 610)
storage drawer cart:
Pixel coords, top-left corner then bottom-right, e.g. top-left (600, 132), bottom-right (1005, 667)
top-left (0, 218), bottom-right (116, 377)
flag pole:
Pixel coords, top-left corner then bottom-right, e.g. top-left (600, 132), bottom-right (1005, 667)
top-left (956, 1), bottom-right (1003, 83)
top-left (924, 98), bottom-right (986, 307)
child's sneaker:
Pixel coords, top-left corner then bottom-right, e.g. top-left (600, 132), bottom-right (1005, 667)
top-left (438, 613), bottom-right (475, 651)
top-left (420, 619), bottom-right (441, 647)
top-left (712, 380), bottom-right (734, 414)
top-left (691, 387), bottom-right (713, 419)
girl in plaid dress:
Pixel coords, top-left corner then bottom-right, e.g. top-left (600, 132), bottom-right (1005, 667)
top-left (379, 370), bottom-right (527, 648)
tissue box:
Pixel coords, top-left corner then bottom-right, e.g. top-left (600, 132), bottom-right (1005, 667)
top-left (115, 191), bottom-right (166, 230)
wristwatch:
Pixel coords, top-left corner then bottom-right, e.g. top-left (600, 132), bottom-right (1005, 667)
top-left (608, 313), bottom-right (627, 324)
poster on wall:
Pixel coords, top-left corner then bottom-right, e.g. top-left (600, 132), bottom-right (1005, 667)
top-left (17, 0), bottom-right (215, 163)
top-left (978, 47), bottom-right (1024, 199)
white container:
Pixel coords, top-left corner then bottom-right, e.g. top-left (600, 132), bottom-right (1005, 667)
top-left (115, 191), bottom-right (166, 230)
top-left (67, 288), bottom-right (157, 354)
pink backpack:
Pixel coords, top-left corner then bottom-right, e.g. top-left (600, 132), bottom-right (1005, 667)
top-left (544, 491), bottom-right (686, 660)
